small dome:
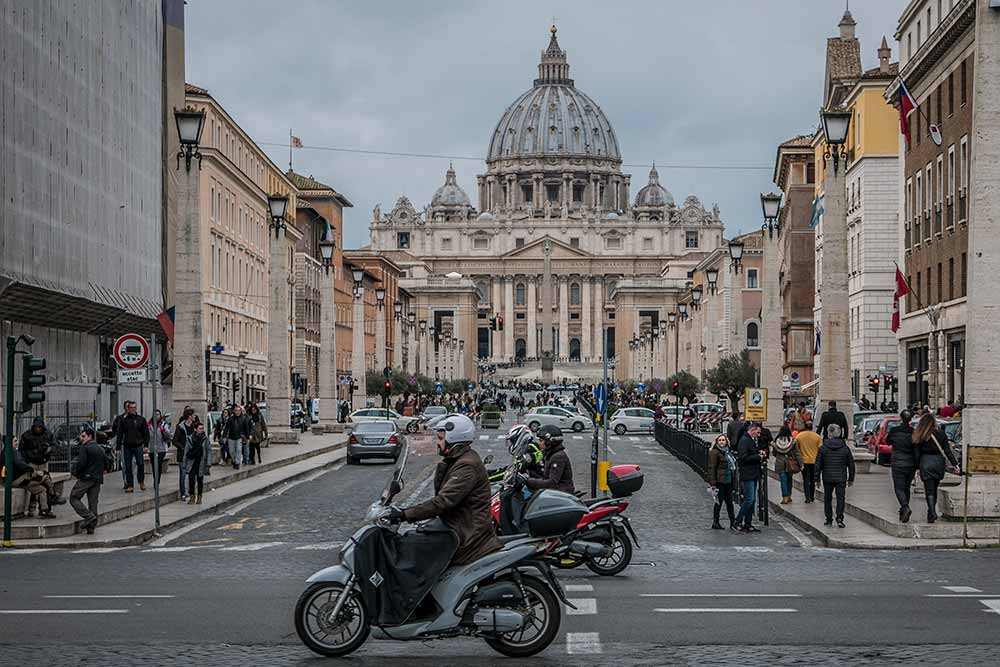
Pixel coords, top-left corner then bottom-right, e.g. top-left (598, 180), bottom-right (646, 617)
top-left (430, 164), bottom-right (471, 207)
top-left (604, 211), bottom-right (619, 220)
top-left (634, 164), bottom-right (674, 208)
top-left (477, 211), bottom-right (497, 221)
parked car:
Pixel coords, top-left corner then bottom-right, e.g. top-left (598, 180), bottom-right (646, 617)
top-left (609, 407), bottom-right (656, 435)
top-left (856, 413), bottom-right (892, 450)
top-left (348, 408), bottom-right (421, 434)
top-left (658, 405), bottom-right (685, 428)
top-left (420, 405), bottom-right (448, 422)
top-left (346, 420), bottom-right (404, 464)
top-left (852, 410), bottom-right (879, 434)
top-left (524, 406), bottom-right (592, 433)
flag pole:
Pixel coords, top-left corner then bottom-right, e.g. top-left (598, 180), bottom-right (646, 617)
top-left (289, 128), bottom-right (293, 172)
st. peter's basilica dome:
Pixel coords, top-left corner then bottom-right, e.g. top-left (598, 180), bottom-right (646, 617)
top-left (430, 164), bottom-right (471, 207)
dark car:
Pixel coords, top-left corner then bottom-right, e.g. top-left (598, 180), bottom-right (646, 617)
top-left (347, 421), bottom-right (404, 465)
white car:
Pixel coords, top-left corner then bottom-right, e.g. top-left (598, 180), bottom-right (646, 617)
top-left (348, 408), bottom-right (421, 434)
top-left (524, 406), bottom-right (592, 433)
top-left (610, 407), bottom-right (657, 435)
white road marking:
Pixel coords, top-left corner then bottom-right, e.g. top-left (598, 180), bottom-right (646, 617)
top-left (404, 471), bottom-right (435, 504)
top-left (660, 544), bottom-right (703, 553)
top-left (564, 584), bottom-right (594, 592)
top-left (566, 598), bottom-right (597, 615)
top-left (772, 515), bottom-right (814, 548)
top-left (654, 608), bottom-right (797, 613)
top-left (981, 600), bottom-right (1000, 614)
top-left (642, 593), bottom-right (801, 598)
top-left (0, 609), bottom-right (129, 614)
top-left (44, 595), bottom-right (175, 599)
top-left (942, 586), bottom-right (982, 593)
top-left (218, 541), bottom-right (285, 551)
top-left (145, 546), bottom-right (205, 553)
top-left (0, 549), bottom-right (57, 555)
top-left (71, 547), bottom-right (135, 554)
top-left (926, 594), bottom-right (999, 598)
top-left (733, 546), bottom-right (772, 553)
top-left (630, 436), bottom-right (640, 442)
top-left (479, 435), bottom-right (489, 440)
top-left (566, 631), bottom-right (603, 654)
top-left (294, 542), bottom-right (342, 551)
top-left (572, 435), bottom-right (584, 440)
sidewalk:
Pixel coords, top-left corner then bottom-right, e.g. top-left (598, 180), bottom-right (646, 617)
top-left (2, 432), bottom-right (347, 548)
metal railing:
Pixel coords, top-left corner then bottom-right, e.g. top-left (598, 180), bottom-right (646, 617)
top-left (654, 419), bottom-right (709, 480)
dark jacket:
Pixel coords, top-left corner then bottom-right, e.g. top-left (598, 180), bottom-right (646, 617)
top-left (726, 419), bottom-right (746, 448)
top-left (525, 442), bottom-right (574, 494)
top-left (707, 445), bottom-right (735, 485)
top-left (403, 443), bottom-right (503, 565)
top-left (817, 408), bottom-right (849, 440)
top-left (248, 413), bottom-right (268, 444)
top-left (172, 421), bottom-right (191, 461)
top-left (916, 428), bottom-right (958, 482)
top-left (887, 424), bottom-right (917, 469)
top-left (224, 413), bottom-right (251, 440)
top-left (183, 432), bottom-right (211, 476)
top-left (815, 438), bottom-right (856, 484)
top-left (18, 417), bottom-right (54, 465)
top-left (115, 413), bottom-right (149, 448)
top-left (736, 433), bottom-right (762, 481)
top-left (73, 441), bottom-right (106, 483)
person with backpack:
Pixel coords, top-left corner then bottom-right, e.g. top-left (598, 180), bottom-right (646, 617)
top-left (247, 404), bottom-right (268, 465)
top-left (69, 428), bottom-right (106, 534)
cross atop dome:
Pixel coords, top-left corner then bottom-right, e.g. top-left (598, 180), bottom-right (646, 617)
top-left (535, 24), bottom-right (573, 87)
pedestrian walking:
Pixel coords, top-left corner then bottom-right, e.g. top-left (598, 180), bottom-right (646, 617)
top-left (772, 426), bottom-right (803, 504)
top-left (172, 409), bottom-right (195, 501)
top-left (69, 428), bottom-right (104, 534)
top-left (887, 410), bottom-right (917, 523)
top-left (247, 404), bottom-right (268, 465)
top-left (734, 423), bottom-right (763, 533)
top-left (17, 416), bottom-right (64, 513)
top-left (726, 411), bottom-right (746, 447)
top-left (789, 402), bottom-right (812, 432)
top-left (913, 413), bottom-right (959, 523)
top-left (184, 422), bottom-right (211, 504)
top-left (114, 401), bottom-right (149, 492)
top-left (816, 400), bottom-right (849, 440)
top-left (707, 434), bottom-right (737, 530)
top-left (149, 410), bottom-right (170, 487)
top-left (815, 423), bottom-right (855, 528)
top-left (215, 407), bottom-right (231, 463)
top-left (224, 404), bottom-right (251, 470)
top-left (794, 427), bottom-right (822, 503)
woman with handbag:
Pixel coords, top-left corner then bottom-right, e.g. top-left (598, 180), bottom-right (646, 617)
top-left (913, 413), bottom-right (959, 523)
top-left (706, 434), bottom-right (737, 530)
top-left (772, 425), bottom-right (803, 504)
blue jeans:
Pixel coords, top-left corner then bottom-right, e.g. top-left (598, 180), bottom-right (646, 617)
top-left (779, 471), bottom-right (793, 497)
top-left (121, 447), bottom-right (145, 489)
top-left (228, 438), bottom-right (245, 466)
top-left (735, 479), bottom-right (757, 528)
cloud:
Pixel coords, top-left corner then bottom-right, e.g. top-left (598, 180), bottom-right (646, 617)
top-left (184, 0), bottom-right (904, 246)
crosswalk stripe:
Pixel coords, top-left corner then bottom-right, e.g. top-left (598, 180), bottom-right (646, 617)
top-left (566, 632), bottom-right (602, 654)
top-left (218, 542), bottom-right (285, 551)
top-left (660, 544), bottom-right (703, 553)
top-left (566, 598), bottom-right (597, 615)
top-left (294, 542), bottom-right (342, 551)
top-left (565, 584), bottom-right (594, 592)
top-left (655, 608), bottom-right (797, 613)
top-left (479, 435), bottom-right (489, 440)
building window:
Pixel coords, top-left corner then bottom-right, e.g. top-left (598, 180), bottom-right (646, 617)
top-left (642, 237), bottom-right (653, 251)
top-left (570, 313), bottom-right (580, 320)
top-left (746, 269), bottom-right (759, 289)
top-left (959, 135), bottom-right (968, 193)
top-left (570, 237), bottom-right (580, 248)
top-left (607, 311), bottom-right (615, 320)
top-left (961, 252), bottom-right (967, 297)
top-left (936, 88), bottom-right (942, 126)
top-left (926, 266), bottom-right (932, 305)
top-left (746, 322), bottom-right (759, 348)
top-left (948, 73), bottom-right (954, 116)
top-left (606, 236), bottom-right (622, 250)
top-left (515, 238), bottom-right (525, 249)
top-left (521, 184), bottom-right (532, 204)
top-left (573, 183), bottom-right (585, 203)
top-left (916, 271), bottom-right (922, 310)
top-left (948, 257), bottom-right (955, 301)
top-left (685, 231), bottom-right (699, 248)
top-left (546, 184), bottom-right (559, 203)
top-left (473, 236), bottom-right (489, 250)
top-left (515, 312), bottom-right (525, 320)
top-left (441, 237), bottom-right (452, 251)
top-left (515, 283), bottom-right (526, 306)
top-left (397, 232), bottom-right (410, 249)
top-left (806, 162), bottom-right (815, 184)
top-left (570, 282), bottom-right (581, 305)
top-left (937, 263), bottom-right (943, 304)
top-left (960, 60), bottom-right (967, 106)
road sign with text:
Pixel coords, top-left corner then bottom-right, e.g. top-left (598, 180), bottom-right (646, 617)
top-left (745, 387), bottom-right (767, 421)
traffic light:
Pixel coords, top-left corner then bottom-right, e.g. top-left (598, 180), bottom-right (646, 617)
top-left (497, 316), bottom-right (504, 331)
top-left (489, 316), bottom-right (497, 331)
top-left (20, 353), bottom-right (46, 411)
top-left (869, 376), bottom-right (880, 394)
top-left (671, 381), bottom-right (680, 394)
top-left (233, 377), bottom-right (241, 393)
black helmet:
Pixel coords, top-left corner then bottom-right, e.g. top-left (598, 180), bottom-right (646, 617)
top-left (536, 424), bottom-right (563, 446)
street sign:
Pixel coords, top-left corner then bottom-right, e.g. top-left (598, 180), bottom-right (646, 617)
top-left (435, 382), bottom-right (444, 394)
top-left (113, 333), bottom-right (149, 370)
top-left (594, 384), bottom-right (607, 415)
top-left (211, 343), bottom-right (225, 354)
top-left (637, 382), bottom-right (647, 393)
top-left (337, 374), bottom-right (353, 386)
top-left (117, 367), bottom-right (148, 384)
top-left (467, 384), bottom-right (474, 393)
top-left (745, 387), bottom-right (767, 421)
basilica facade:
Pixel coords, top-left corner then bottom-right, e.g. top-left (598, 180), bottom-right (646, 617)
top-left (367, 27), bottom-right (726, 380)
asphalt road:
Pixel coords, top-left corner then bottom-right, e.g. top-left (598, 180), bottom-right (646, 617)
top-left (2, 403), bottom-right (1000, 666)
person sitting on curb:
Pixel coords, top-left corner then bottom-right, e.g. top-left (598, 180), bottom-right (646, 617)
top-left (815, 423), bottom-right (855, 528)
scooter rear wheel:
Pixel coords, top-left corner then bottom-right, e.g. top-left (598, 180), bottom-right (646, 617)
top-left (585, 526), bottom-right (632, 576)
top-left (484, 575), bottom-right (561, 657)
top-left (295, 582), bottom-right (370, 657)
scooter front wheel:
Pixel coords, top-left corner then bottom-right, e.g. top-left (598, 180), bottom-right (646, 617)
top-left (295, 582), bottom-right (370, 657)
top-left (585, 526), bottom-right (633, 576)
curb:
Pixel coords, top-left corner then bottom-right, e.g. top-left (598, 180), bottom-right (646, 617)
top-left (3, 442), bottom-right (346, 549)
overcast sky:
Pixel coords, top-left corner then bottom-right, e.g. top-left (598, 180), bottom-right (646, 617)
top-left (185, 0), bottom-right (904, 248)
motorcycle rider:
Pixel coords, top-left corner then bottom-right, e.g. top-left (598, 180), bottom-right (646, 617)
top-left (386, 414), bottom-right (502, 565)
top-left (520, 425), bottom-right (574, 494)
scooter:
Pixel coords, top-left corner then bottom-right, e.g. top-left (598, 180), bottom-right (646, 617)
top-left (295, 445), bottom-right (586, 658)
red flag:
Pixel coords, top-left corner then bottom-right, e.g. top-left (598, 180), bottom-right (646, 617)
top-left (891, 267), bottom-right (910, 333)
top-left (898, 80), bottom-right (917, 147)
top-left (290, 135), bottom-right (303, 148)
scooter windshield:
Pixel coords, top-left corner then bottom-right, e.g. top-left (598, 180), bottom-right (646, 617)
top-left (378, 440), bottom-right (408, 506)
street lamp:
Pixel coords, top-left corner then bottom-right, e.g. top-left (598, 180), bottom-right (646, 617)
top-left (668, 311), bottom-right (677, 328)
top-left (728, 240), bottom-right (744, 273)
top-left (393, 301), bottom-right (402, 320)
top-left (760, 191), bottom-right (783, 239)
top-left (174, 106), bottom-right (206, 171)
top-left (706, 268), bottom-right (719, 294)
top-left (267, 194), bottom-right (288, 237)
top-left (408, 312), bottom-right (416, 326)
top-left (820, 107), bottom-right (852, 175)
top-left (318, 236), bottom-right (335, 273)
top-left (351, 267), bottom-right (364, 299)
top-left (678, 303), bottom-right (688, 321)
top-left (375, 286), bottom-right (386, 310)
top-left (691, 285), bottom-right (703, 310)
top-left (419, 319), bottom-right (427, 336)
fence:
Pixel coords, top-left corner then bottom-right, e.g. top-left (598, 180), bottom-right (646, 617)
top-left (14, 400), bottom-right (102, 473)
top-left (654, 419), bottom-right (709, 480)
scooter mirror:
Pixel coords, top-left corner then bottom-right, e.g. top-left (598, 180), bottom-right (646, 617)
top-left (483, 454), bottom-right (495, 465)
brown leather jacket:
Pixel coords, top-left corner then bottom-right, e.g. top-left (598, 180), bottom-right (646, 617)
top-left (403, 443), bottom-right (502, 565)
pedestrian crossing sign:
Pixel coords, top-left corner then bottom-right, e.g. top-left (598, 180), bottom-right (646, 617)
top-left (745, 387), bottom-right (767, 421)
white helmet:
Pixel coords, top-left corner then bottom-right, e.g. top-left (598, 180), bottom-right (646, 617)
top-left (434, 413), bottom-right (477, 447)
top-left (506, 424), bottom-right (531, 453)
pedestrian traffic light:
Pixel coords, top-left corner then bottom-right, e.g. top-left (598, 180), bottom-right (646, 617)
top-left (497, 316), bottom-right (504, 331)
top-left (20, 353), bottom-right (46, 410)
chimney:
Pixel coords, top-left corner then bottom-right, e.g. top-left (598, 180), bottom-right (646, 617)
top-left (839, 9), bottom-right (857, 40)
top-left (878, 36), bottom-right (891, 74)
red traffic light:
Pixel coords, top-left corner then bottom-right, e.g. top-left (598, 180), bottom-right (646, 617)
top-left (384, 381), bottom-right (391, 390)
top-left (872, 377), bottom-right (880, 386)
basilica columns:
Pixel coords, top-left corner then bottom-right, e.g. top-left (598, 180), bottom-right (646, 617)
top-left (558, 277), bottom-right (569, 362)
top-left (592, 278), bottom-right (604, 361)
top-left (491, 278), bottom-right (503, 361)
top-left (527, 277), bottom-right (538, 359)
top-left (504, 277), bottom-right (515, 362)
top-left (581, 277), bottom-right (592, 362)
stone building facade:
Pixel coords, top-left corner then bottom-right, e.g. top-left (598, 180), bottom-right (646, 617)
top-left (365, 27), bottom-right (724, 380)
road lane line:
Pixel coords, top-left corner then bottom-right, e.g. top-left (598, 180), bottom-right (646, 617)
top-left (218, 541), bottom-right (285, 551)
top-left (479, 435), bottom-right (489, 440)
top-left (641, 594), bottom-right (801, 598)
top-left (45, 595), bottom-right (175, 599)
top-left (0, 609), bottom-right (129, 614)
top-left (0, 549), bottom-right (57, 554)
top-left (566, 632), bottom-right (602, 654)
top-left (564, 584), bottom-right (594, 592)
top-left (145, 546), bottom-right (205, 553)
top-left (733, 546), bottom-right (772, 553)
top-left (981, 600), bottom-right (1000, 614)
top-left (942, 586), bottom-right (982, 593)
top-left (660, 544), bottom-right (703, 553)
top-left (71, 547), bottom-right (136, 554)
top-left (926, 594), bottom-right (1000, 597)
top-left (654, 608), bottom-right (797, 613)
top-left (294, 542), bottom-right (343, 550)
top-left (566, 598), bottom-right (597, 615)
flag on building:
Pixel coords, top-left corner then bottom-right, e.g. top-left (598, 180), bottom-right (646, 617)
top-left (897, 79), bottom-right (918, 147)
top-left (291, 135), bottom-right (303, 148)
top-left (809, 196), bottom-right (824, 228)
top-left (891, 266), bottom-right (910, 333)
top-left (157, 306), bottom-right (175, 345)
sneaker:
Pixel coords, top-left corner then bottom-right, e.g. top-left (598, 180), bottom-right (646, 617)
top-left (86, 526), bottom-right (96, 535)
top-left (125, 487), bottom-right (134, 493)
top-left (901, 508), bottom-right (912, 523)
top-left (39, 511), bottom-right (56, 519)
top-left (746, 526), bottom-right (761, 533)
top-left (711, 522), bottom-right (724, 530)
top-left (139, 482), bottom-right (146, 491)
top-left (836, 519), bottom-right (846, 528)
top-left (824, 519), bottom-right (833, 526)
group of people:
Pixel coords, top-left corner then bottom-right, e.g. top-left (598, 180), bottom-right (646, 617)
top-left (213, 403), bottom-right (268, 470)
top-left (887, 410), bottom-right (959, 523)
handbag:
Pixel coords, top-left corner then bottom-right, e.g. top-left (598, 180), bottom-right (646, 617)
top-left (930, 435), bottom-right (960, 475)
top-left (786, 457), bottom-right (802, 475)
